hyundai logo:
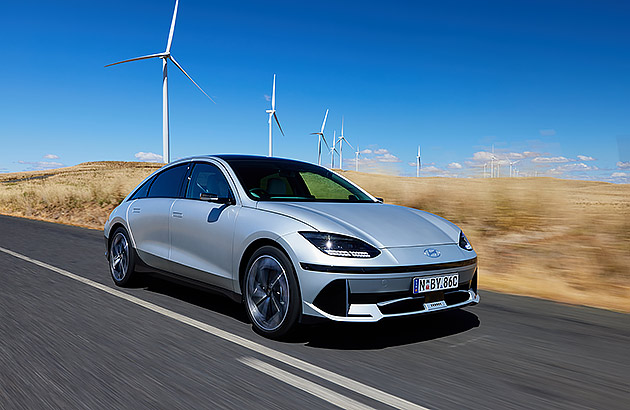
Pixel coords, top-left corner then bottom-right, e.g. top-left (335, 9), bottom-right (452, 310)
top-left (424, 248), bottom-right (441, 258)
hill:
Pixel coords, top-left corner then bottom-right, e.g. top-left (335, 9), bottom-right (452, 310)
top-left (1, 161), bottom-right (628, 312)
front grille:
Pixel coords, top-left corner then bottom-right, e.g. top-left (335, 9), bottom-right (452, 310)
top-left (312, 278), bottom-right (475, 318)
top-left (444, 290), bottom-right (470, 305)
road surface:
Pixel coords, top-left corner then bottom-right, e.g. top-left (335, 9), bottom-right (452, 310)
top-left (0, 214), bottom-right (628, 409)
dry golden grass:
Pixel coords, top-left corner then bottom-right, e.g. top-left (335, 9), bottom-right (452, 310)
top-left (0, 162), bottom-right (161, 228)
top-left (341, 170), bottom-right (630, 312)
top-left (1, 162), bottom-right (628, 312)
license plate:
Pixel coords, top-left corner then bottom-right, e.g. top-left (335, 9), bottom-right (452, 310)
top-left (413, 274), bottom-right (458, 294)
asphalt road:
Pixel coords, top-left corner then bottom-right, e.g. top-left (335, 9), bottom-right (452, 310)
top-left (0, 214), bottom-right (628, 410)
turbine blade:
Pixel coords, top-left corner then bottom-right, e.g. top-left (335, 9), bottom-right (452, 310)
top-left (169, 56), bottom-right (216, 103)
top-left (273, 112), bottom-right (284, 136)
top-left (105, 52), bottom-right (166, 67)
top-left (271, 74), bottom-right (276, 110)
top-left (320, 109), bottom-right (329, 133)
top-left (344, 138), bottom-right (354, 150)
top-left (322, 135), bottom-right (329, 149)
top-left (166, 0), bottom-right (180, 53)
top-left (341, 116), bottom-right (344, 136)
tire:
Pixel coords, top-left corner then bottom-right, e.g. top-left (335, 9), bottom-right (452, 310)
top-left (108, 227), bottom-right (138, 287)
top-left (243, 246), bottom-right (301, 339)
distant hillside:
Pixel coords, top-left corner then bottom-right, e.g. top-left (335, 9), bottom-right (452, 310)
top-left (1, 161), bottom-right (629, 312)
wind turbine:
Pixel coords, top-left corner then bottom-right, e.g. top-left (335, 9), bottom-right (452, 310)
top-left (266, 74), bottom-right (284, 156)
top-left (311, 109), bottom-right (329, 166)
top-left (508, 159), bottom-right (520, 177)
top-left (416, 145), bottom-right (422, 177)
top-left (105, 0), bottom-right (214, 164)
top-left (330, 130), bottom-right (338, 168)
top-left (337, 118), bottom-right (353, 171)
top-left (354, 145), bottom-right (360, 172)
top-left (490, 145), bottom-right (497, 178)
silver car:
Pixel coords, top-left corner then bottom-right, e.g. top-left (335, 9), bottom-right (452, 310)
top-left (104, 155), bottom-right (479, 337)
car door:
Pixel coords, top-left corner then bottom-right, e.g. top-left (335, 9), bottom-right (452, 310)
top-left (127, 162), bottom-right (190, 271)
top-left (169, 161), bottom-right (239, 290)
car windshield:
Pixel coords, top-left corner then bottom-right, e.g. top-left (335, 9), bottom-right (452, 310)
top-left (226, 158), bottom-right (375, 202)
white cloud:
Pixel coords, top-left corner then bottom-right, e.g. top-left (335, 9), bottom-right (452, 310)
top-left (43, 154), bottom-right (59, 159)
top-left (373, 148), bottom-right (389, 155)
top-left (522, 151), bottom-right (541, 158)
top-left (360, 149), bottom-right (372, 154)
top-left (577, 155), bottom-right (595, 161)
top-left (472, 151), bottom-right (494, 162)
top-left (552, 163), bottom-right (597, 172)
top-left (617, 161), bottom-right (630, 169)
top-left (18, 160), bottom-right (65, 171)
top-left (264, 94), bottom-right (271, 102)
top-left (611, 172), bottom-right (627, 177)
top-left (134, 152), bottom-right (163, 162)
top-left (421, 165), bottom-right (441, 173)
top-left (448, 162), bottom-right (462, 169)
top-left (375, 153), bottom-right (401, 163)
top-left (539, 129), bottom-right (557, 136)
top-left (532, 156), bottom-right (570, 163)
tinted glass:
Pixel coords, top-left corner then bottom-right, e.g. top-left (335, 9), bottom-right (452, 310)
top-left (147, 163), bottom-right (189, 198)
top-left (227, 159), bottom-right (374, 202)
top-left (129, 178), bottom-right (152, 200)
top-left (185, 163), bottom-right (233, 200)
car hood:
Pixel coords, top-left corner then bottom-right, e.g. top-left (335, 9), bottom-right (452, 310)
top-left (256, 202), bottom-right (460, 248)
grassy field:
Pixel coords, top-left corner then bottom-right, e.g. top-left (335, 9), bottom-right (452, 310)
top-left (1, 161), bottom-right (629, 312)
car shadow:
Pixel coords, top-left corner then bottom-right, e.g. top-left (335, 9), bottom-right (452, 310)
top-left (136, 273), bottom-right (480, 350)
top-left (292, 309), bottom-right (480, 350)
top-left (139, 273), bottom-right (249, 324)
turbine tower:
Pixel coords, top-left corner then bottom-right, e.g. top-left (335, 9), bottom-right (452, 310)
top-left (337, 117), bottom-right (353, 171)
top-left (105, 0), bottom-right (213, 164)
top-left (508, 159), bottom-right (520, 177)
top-left (311, 109), bottom-right (329, 166)
top-left (416, 145), bottom-right (422, 177)
top-left (490, 145), bottom-right (496, 178)
top-left (330, 130), bottom-right (338, 168)
top-left (355, 145), bottom-right (360, 172)
top-left (266, 74), bottom-right (284, 156)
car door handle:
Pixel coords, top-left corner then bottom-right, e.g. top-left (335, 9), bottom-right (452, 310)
top-left (132, 207), bottom-right (141, 214)
top-left (172, 211), bottom-right (183, 218)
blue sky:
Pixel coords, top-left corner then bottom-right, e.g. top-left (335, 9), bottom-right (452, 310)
top-left (1, 0), bottom-right (629, 182)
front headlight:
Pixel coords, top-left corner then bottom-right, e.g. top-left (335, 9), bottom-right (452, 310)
top-left (459, 231), bottom-right (473, 251)
top-left (299, 232), bottom-right (381, 258)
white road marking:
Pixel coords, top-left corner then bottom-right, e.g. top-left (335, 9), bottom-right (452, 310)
top-left (239, 357), bottom-right (375, 410)
top-left (0, 246), bottom-right (429, 410)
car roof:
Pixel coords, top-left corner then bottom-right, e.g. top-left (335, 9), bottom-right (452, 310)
top-left (185, 154), bottom-right (315, 167)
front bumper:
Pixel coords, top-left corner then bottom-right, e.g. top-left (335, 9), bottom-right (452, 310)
top-left (296, 255), bottom-right (479, 323)
top-left (306, 288), bottom-right (479, 322)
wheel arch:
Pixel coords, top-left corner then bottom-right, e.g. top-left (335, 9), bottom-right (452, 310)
top-left (237, 238), bottom-right (296, 297)
top-left (107, 222), bottom-right (128, 257)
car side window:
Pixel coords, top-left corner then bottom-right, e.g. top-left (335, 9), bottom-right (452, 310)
top-left (128, 177), bottom-right (153, 200)
top-left (147, 163), bottom-right (189, 198)
top-left (185, 163), bottom-right (233, 200)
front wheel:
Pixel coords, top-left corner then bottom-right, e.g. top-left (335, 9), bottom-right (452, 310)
top-left (244, 246), bottom-right (301, 338)
top-left (108, 227), bottom-right (138, 287)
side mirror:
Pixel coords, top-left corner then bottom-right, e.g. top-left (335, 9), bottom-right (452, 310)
top-left (200, 193), bottom-right (235, 205)
top-left (375, 197), bottom-right (384, 203)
